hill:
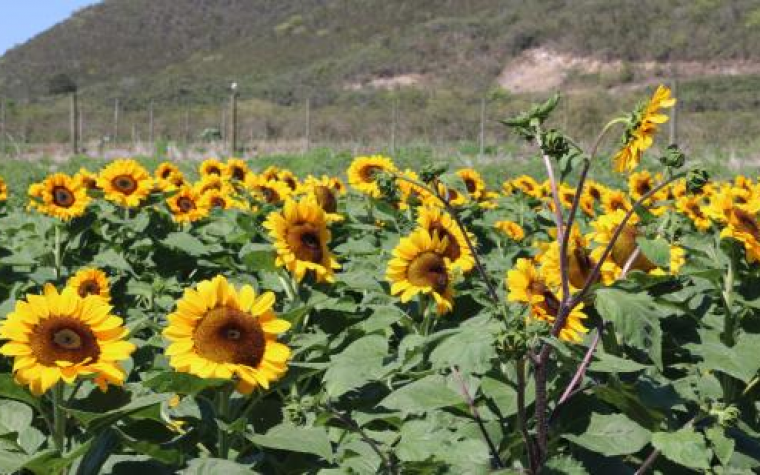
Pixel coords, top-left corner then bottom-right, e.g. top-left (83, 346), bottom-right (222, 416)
top-left (2, 0), bottom-right (760, 152)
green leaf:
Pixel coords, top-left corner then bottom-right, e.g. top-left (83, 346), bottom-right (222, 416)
top-left (429, 327), bottom-right (496, 374)
top-left (0, 401), bottom-right (33, 435)
top-left (247, 424), bottom-right (333, 462)
top-left (143, 373), bottom-right (229, 396)
top-left (324, 334), bottom-right (388, 397)
top-left (589, 353), bottom-right (649, 373)
top-left (651, 429), bottom-right (711, 470)
top-left (563, 413), bottom-right (650, 456)
top-left (181, 458), bottom-right (258, 474)
top-left (380, 375), bottom-right (463, 414)
top-left (544, 455), bottom-right (590, 475)
top-left (69, 393), bottom-right (171, 429)
top-left (0, 374), bottom-right (40, 410)
top-left (76, 428), bottom-right (120, 475)
top-left (595, 288), bottom-right (663, 368)
top-left (637, 237), bottom-right (671, 268)
top-left (162, 232), bottom-right (208, 256)
top-left (92, 249), bottom-right (134, 273)
top-left (686, 333), bottom-right (760, 383)
top-left (706, 426), bottom-right (735, 467)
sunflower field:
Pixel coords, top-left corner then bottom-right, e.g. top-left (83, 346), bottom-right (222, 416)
top-left (0, 85), bottom-right (758, 474)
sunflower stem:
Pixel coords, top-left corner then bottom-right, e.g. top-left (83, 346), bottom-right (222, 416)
top-left (51, 382), bottom-right (67, 454)
top-left (53, 224), bottom-right (62, 280)
top-left (215, 386), bottom-right (232, 459)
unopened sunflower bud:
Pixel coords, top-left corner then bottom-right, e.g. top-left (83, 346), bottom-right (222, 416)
top-left (420, 163), bottom-right (449, 183)
top-left (541, 129), bottom-right (569, 158)
top-left (376, 172), bottom-right (400, 202)
top-left (686, 168), bottom-right (709, 194)
top-left (660, 144), bottom-right (686, 169)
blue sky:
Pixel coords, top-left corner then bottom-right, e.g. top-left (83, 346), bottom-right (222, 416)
top-left (0, 0), bottom-right (100, 55)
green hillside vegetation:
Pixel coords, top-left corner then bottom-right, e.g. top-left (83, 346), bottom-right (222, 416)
top-left (2, 0), bottom-right (760, 152)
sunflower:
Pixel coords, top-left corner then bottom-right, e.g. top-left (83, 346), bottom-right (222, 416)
top-left (264, 199), bottom-right (340, 283)
top-left (511, 175), bottom-right (543, 199)
top-left (584, 180), bottom-right (606, 203)
top-left (417, 206), bottom-right (476, 273)
top-left (75, 168), bottom-right (99, 190)
top-left (602, 189), bottom-right (632, 214)
top-left (506, 258), bottom-right (588, 343)
top-left (494, 220), bottom-right (525, 241)
top-left (67, 268), bottom-right (111, 301)
top-left (199, 188), bottom-right (248, 211)
top-left (167, 187), bottom-right (209, 223)
top-left (301, 181), bottom-right (343, 223)
top-left (98, 159), bottom-right (154, 207)
top-left (628, 170), bottom-right (668, 215)
top-left (261, 166), bottom-right (281, 182)
top-left (676, 195), bottom-right (711, 231)
top-left (456, 168), bottom-right (487, 200)
top-left (277, 170), bottom-right (300, 191)
top-left (396, 169), bottom-right (426, 210)
top-left (156, 162), bottom-right (181, 182)
top-left (246, 175), bottom-right (292, 205)
top-left (721, 207), bottom-right (760, 262)
top-left (613, 84), bottom-right (676, 173)
top-left (0, 176), bottom-right (7, 201)
top-left (537, 227), bottom-right (598, 290)
top-left (347, 155), bottom-right (397, 198)
top-left (387, 228), bottom-right (454, 315)
top-left (199, 158), bottom-right (225, 177)
top-left (0, 284), bottom-right (135, 395)
top-left (29, 173), bottom-right (91, 220)
top-left (224, 158), bottom-right (249, 182)
top-left (421, 182), bottom-right (469, 208)
top-left (163, 275), bottom-right (291, 394)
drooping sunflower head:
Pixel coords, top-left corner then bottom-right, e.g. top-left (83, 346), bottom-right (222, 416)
top-left (538, 228), bottom-right (597, 290)
top-left (263, 199), bottom-right (340, 283)
top-left (67, 268), bottom-right (111, 301)
top-left (347, 155), bottom-right (397, 198)
top-left (417, 206), bottom-right (475, 272)
top-left (156, 162), bottom-right (181, 182)
top-left (261, 165), bottom-right (281, 182)
top-left (167, 187), bottom-right (209, 223)
top-left (396, 169), bottom-right (426, 209)
top-left (199, 158), bottom-right (225, 177)
top-left (613, 85), bottom-right (675, 173)
top-left (386, 228), bottom-right (454, 315)
top-left (0, 284), bottom-right (135, 395)
top-left (97, 159), bottom-right (154, 207)
top-left (721, 207), bottom-right (760, 263)
top-left (224, 158), bottom-right (249, 182)
top-left (31, 173), bottom-right (91, 221)
top-left (194, 175), bottom-right (225, 196)
top-left (163, 275), bottom-right (291, 394)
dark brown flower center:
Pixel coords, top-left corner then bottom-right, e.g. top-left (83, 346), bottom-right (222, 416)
top-left (408, 252), bottom-right (448, 293)
top-left (211, 197), bottom-right (226, 208)
top-left (429, 223), bottom-right (460, 261)
top-left (464, 178), bottom-right (477, 193)
top-left (283, 177), bottom-right (297, 190)
top-left (732, 209), bottom-right (760, 240)
top-left (193, 307), bottom-right (265, 367)
top-left (231, 167), bottom-right (246, 181)
top-left (30, 316), bottom-right (100, 365)
top-left (160, 169), bottom-right (174, 179)
top-left (206, 166), bottom-right (221, 176)
top-left (260, 187), bottom-right (279, 204)
top-left (177, 196), bottom-right (195, 213)
top-left (286, 223), bottom-right (323, 263)
top-left (52, 186), bottom-right (75, 208)
top-left (113, 175), bottom-right (138, 195)
top-left (634, 179), bottom-right (652, 197)
top-left (314, 186), bottom-right (337, 213)
top-left (78, 280), bottom-right (101, 297)
top-left (359, 165), bottom-right (382, 183)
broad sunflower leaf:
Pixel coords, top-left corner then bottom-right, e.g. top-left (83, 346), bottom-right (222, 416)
top-left (637, 237), bottom-right (672, 268)
top-left (379, 375), bottom-right (463, 414)
top-left (143, 373), bottom-right (229, 396)
top-left (563, 413), bottom-right (650, 456)
top-left (429, 326), bottom-right (496, 374)
top-left (651, 429), bottom-right (711, 470)
top-left (161, 232), bottom-right (208, 257)
top-left (588, 353), bottom-right (649, 373)
top-left (685, 333), bottom-right (760, 383)
top-left (323, 334), bottom-right (388, 397)
top-left (246, 424), bottom-right (334, 462)
top-left (181, 458), bottom-right (259, 474)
